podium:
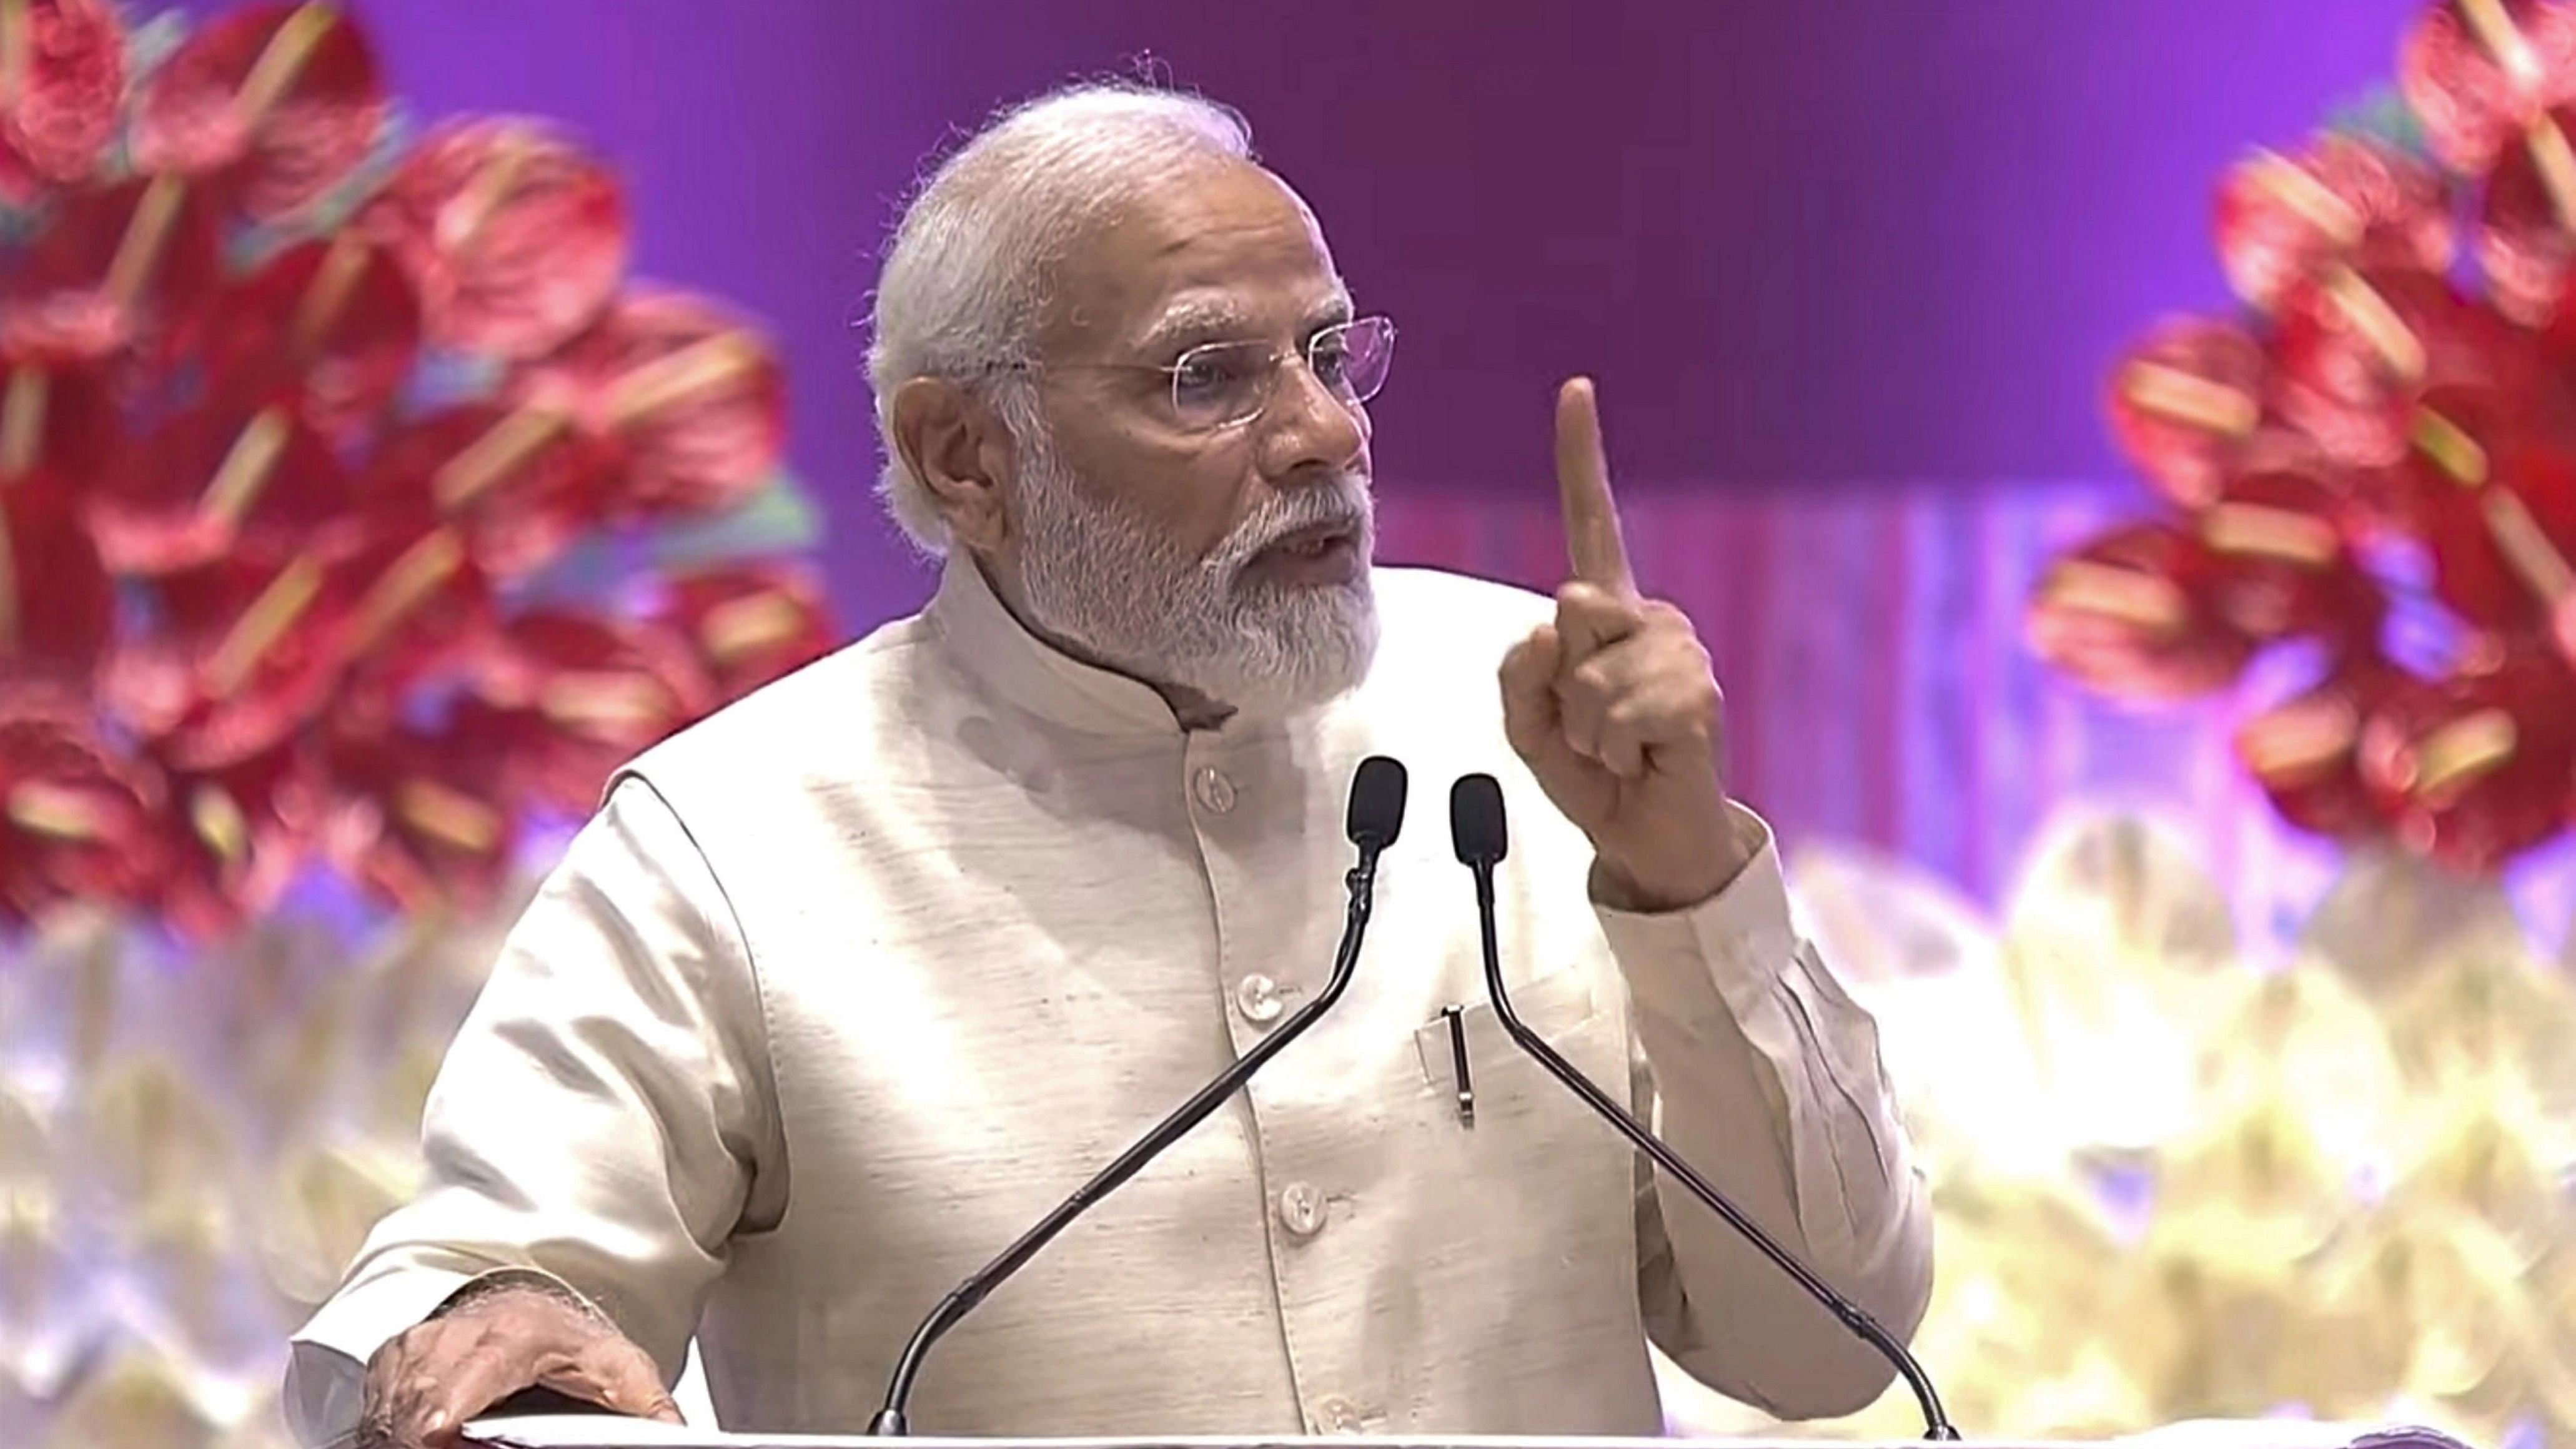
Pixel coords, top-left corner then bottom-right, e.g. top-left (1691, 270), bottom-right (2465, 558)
top-left (458, 1417), bottom-right (2470, 1449)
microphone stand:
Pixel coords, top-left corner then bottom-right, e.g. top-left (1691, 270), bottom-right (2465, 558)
top-left (1457, 796), bottom-right (1959, 1441)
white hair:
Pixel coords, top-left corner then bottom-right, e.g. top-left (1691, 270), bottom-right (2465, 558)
top-left (864, 82), bottom-right (1256, 554)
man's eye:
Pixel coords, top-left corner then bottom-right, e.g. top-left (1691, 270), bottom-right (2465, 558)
top-left (1173, 357), bottom-right (1228, 397)
top-left (1172, 350), bottom-right (1255, 401)
top-left (1309, 339), bottom-right (1354, 387)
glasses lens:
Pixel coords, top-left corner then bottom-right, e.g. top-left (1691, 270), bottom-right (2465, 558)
top-left (1169, 341), bottom-right (1272, 430)
top-left (1325, 317), bottom-right (1395, 405)
top-left (1165, 319), bottom-right (1398, 432)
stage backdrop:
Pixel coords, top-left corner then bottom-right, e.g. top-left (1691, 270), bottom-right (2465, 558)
top-left (164, 0), bottom-right (2425, 634)
top-left (1379, 482), bottom-right (2576, 954)
top-left (26, 4), bottom-right (2571, 1447)
top-left (231, 0), bottom-right (2447, 924)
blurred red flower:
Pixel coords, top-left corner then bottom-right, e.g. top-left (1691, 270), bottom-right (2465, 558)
top-left (0, 711), bottom-right (164, 923)
top-left (2238, 660), bottom-right (2426, 840)
top-left (364, 118), bottom-right (630, 359)
top-left (151, 738), bottom-right (324, 938)
top-left (86, 400), bottom-right (354, 575)
top-left (2400, 0), bottom-right (2576, 174)
top-left (0, 1), bottom-right (835, 934)
top-left (508, 290), bottom-right (788, 520)
top-left (656, 563), bottom-right (836, 703)
top-left (131, 0), bottom-right (389, 220)
top-left (0, 177), bottom-right (224, 366)
top-left (2214, 134), bottom-right (2454, 314)
top-left (2359, 650), bottom-right (2576, 871)
top-left (2105, 318), bottom-right (2271, 510)
top-left (0, 0), bottom-right (125, 204)
top-left (472, 609), bottom-right (714, 813)
top-left (201, 233), bottom-right (423, 446)
top-left (320, 705), bottom-right (520, 914)
top-left (2028, 523), bottom-right (2262, 703)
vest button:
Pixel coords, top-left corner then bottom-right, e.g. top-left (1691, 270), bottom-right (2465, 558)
top-left (1191, 766), bottom-right (1237, 814)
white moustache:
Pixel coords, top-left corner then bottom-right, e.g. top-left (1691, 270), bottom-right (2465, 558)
top-left (1220, 478), bottom-right (1375, 568)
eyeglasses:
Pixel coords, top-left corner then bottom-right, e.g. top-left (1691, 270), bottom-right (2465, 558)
top-left (991, 315), bottom-right (1397, 435)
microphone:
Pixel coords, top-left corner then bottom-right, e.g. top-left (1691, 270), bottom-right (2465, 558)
top-left (867, 755), bottom-right (1410, 1435)
top-left (1445, 773), bottom-right (1959, 1442)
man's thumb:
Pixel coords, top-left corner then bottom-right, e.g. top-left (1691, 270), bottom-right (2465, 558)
top-left (599, 1366), bottom-right (686, 1425)
top-left (546, 1348), bottom-right (685, 1425)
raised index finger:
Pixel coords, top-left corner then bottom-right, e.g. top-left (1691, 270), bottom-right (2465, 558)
top-left (1555, 377), bottom-right (1635, 596)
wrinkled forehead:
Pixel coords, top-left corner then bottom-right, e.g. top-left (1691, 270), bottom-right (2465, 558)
top-left (1038, 160), bottom-right (1350, 362)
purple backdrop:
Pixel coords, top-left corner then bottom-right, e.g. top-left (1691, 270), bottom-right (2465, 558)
top-left (141, 0), bottom-right (2484, 898)
top-left (227, 0), bottom-right (2419, 629)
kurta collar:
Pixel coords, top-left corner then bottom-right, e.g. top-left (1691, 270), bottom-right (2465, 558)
top-left (924, 553), bottom-right (1198, 737)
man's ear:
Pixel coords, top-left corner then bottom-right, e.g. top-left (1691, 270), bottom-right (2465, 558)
top-left (889, 377), bottom-right (1017, 553)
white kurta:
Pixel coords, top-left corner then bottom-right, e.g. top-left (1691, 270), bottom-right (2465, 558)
top-left (284, 558), bottom-right (1933, 1444)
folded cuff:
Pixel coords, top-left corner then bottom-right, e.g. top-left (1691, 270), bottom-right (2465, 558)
top-left (1594, 802), bottom-right (1798, 1031)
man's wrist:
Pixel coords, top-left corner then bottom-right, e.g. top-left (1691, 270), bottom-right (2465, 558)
top-left (1590, 808), bottom-right (1765, 914)
top-left (429, 1268), bottom-right (601, 1324)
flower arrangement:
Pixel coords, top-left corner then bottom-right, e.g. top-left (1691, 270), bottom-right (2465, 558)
top-left (1658, 816), bottom-right (2576, 1447)
top-left (1, 3), bottom-right (837, 1441)
top-left (0, 0), bottom-right (836, 940)
top-left (2031, 0), bottom-right (2576, 874)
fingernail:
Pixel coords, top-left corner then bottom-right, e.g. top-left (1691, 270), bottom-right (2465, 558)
top-left (424, 1409), bottom-right (448, 1433)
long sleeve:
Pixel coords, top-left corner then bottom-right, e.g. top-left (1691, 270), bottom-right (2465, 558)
top-left (1598, 804), bottom-right (1934, 1420)
top-left (280, 776), bottom-right (788, 1448)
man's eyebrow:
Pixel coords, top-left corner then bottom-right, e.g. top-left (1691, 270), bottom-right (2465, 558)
top-left (1137, 299), bottom-right (1254, 354)
top-left (1306, 290), bottom-right (1355, 331)
top-left (1135, 287), bottom-right (1357, 354)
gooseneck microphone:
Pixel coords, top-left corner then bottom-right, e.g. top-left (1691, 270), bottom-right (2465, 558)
top-left (867, 756), bottom-right (1410, 1435)
top-left (1445, 773), bottom-right (1959, 1442)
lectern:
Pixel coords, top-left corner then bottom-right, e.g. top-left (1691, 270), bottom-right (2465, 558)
top-left (459, 1416), bottom-right (2472, 1449)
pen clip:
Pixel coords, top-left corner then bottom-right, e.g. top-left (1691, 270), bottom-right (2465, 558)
top-left (1440, 1003), bottom-right (1475, 1126)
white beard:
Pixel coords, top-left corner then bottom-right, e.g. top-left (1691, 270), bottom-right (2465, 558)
top-left (1007, 425), bottom-right (1379, 720)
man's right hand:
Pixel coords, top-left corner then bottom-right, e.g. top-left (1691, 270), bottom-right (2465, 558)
top-left (357, 1280), bottom-right (684, 1448)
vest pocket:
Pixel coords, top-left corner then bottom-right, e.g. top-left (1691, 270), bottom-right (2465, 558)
top-left (1411, 967), bottom-right (1625, 1121)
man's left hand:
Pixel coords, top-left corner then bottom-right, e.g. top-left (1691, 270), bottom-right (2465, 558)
top-left (1499, 378), bottom-right (1754, 913)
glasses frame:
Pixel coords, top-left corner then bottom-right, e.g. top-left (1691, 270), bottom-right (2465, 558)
top-left (978, 315), bottom-right (1397, 435)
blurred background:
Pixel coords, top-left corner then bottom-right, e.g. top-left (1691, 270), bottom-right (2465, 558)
top-left (23, 1), bottom-right (2576, 1445)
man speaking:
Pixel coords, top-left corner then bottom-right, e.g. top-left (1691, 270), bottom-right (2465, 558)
top-left (287, 83), bottom-right (1933, 1447)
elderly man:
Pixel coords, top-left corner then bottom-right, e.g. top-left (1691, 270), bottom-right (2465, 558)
top-left (287, 84), bottom-right (1933, 1448)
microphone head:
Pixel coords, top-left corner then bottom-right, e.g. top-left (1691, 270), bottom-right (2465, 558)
top-left (1345, 756), bottom-right (1409, 851)
top-left (1449, 774), bottom-right (1508, 866)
